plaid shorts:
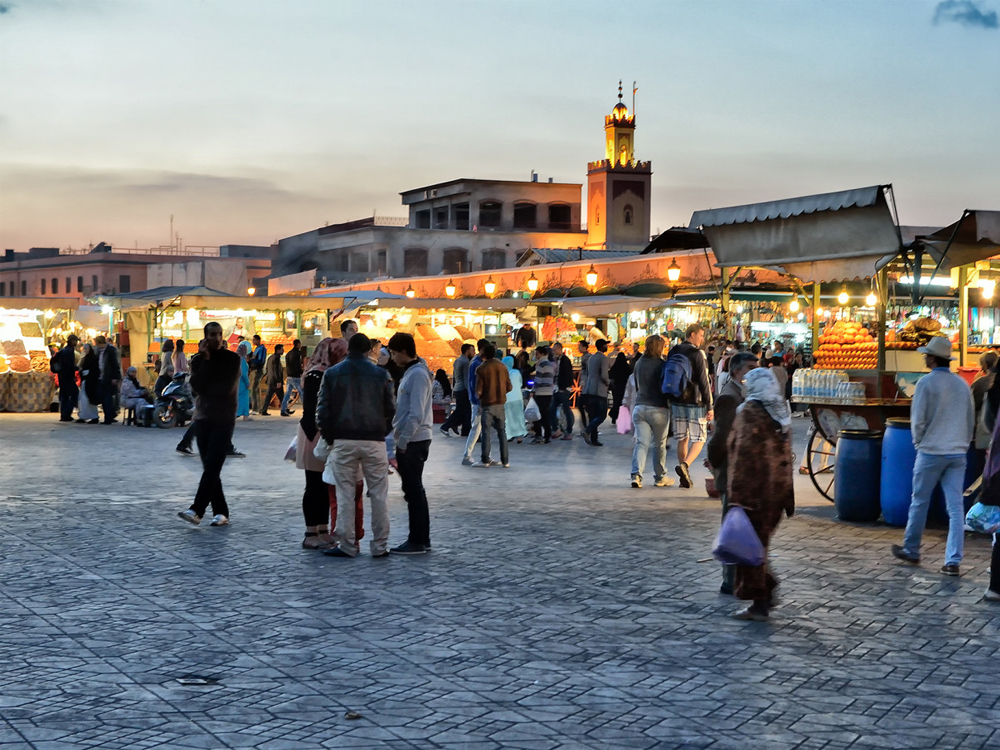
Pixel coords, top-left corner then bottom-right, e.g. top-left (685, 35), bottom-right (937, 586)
top-left (671, 403), bottom-right (708, 442)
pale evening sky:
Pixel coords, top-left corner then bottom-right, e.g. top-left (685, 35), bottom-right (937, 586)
top-left (0, 0), bottom-right (998, 252)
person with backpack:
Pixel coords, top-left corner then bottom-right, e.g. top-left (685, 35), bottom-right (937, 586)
top-left (664, 323), bottom-right (714, 488)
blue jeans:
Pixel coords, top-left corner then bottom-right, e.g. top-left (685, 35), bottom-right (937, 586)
top-left (902, 451), bottom-right (966, 565)
top-left (280, 377), bottom-right (301, 412)
top-left (480, 404), bottom-right (508, 465)
top-left (550, 390), bottom-right (574, 434)
top-left (631, 405), bottom-right (671, 481)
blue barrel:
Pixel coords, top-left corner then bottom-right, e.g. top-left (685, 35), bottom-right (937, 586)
top-left (881, 418), bottom-right (916, 526)
top-left (835, 430), bottom-right (883, 522)
top-left (880, 418), bottom-right (949, 526)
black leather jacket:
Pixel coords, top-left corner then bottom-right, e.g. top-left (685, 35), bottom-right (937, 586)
top-left (317, 353), bottom-right (396, 442)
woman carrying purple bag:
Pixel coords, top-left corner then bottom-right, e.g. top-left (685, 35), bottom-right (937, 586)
top-left (725, 368), bottom-right (795, 621)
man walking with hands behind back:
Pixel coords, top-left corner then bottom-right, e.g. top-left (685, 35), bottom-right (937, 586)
top-left (891, 336), bottom-right (975, 576)
top-left (177, 322), bottom-right (241, 527)
top-left (318, 333), bottom-right (397, 558)
top-left (388, 332), bottom-right (434, 554)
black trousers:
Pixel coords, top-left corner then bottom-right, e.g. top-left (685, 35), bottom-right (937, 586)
top-left (992, 533), bottom-right (999, 594)
top-left (396, 439), bottom-right (431, 545)
top-left (532, 394), bottom-right (553, 440)
top-left (59, 381), bottom-right (78, 421)
top-left (189, 420), bottom-right (233, 519)
top-left (441, 390), bottom-right (471, 436)
top-left (99, 381), bottom-right (118, 422)
top-left (303, 469), bottom-right (329, 527)
top-left (586, 395), bottom-right (608, 441)
top-left (261, 383), bottom-right (284, 414)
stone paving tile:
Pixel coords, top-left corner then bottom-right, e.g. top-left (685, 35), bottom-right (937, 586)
top-left (1, 413), bottom-right (997, 749)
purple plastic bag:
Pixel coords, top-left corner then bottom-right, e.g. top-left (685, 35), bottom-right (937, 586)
top-left (712, 506), bottom-right (766, 566)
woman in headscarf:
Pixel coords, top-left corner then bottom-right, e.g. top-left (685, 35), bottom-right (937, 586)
top-left (726, 367), bottom-right (795, 621)
top-left (119, 366), bottom-right (152, 411)
top-left (76, 343), bottom-right (101, 423)
top-left (154, 339), bottom-right (175, 396)
top-left (433, 368), bottom-right (452, 407)
top-left (295, 337), bottom-right (364, 549)
top-left (501, 355), bottom-right (528, 443)
top-left (236, 341), bottom-right (252, 421)
top-left (609, 350), bottom-right (632, 426)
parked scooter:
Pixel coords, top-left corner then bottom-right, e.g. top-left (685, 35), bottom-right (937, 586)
top-left (153, 373), bottom-right (194, 428)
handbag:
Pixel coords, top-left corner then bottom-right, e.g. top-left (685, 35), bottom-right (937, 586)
top-left (283, 434), bottom-right (297, 462)
top-left (965, 502), bottom-right (1000, 534)
top-left (712, 506), bottom-right (766, 566)
top-left (524, 395), bottom-right (541, 422)
top-left (615, 405), bottom-right (632, 434)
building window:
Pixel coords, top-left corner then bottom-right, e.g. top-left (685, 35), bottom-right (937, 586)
top-left (21, 280), bottom-right (27, 296)
top-left (377, 250), bottom-right (387, 274)
top-left (415, 210), bottom-right (431, 229)
top-left (118, 275), bottom-right (131, 293)
top-left (41, 278), bottom-right (46, 295)
top-left (481, 249), bottom-right (506, 270)
top-left (403, 248), bottom-right (428, 276)
top-left (548, 204), bottom-right (572, 232)
top-left (442, 248), bottom-right (468, 274)
top-left (513, 202), bottom-right (537, 229)
top-left (454, 203), bottom-right (470, 231)
top-left (65, 277), bottom-right (70, 294)
top-left (434, 207), bottom-right (449, 230)
top-left (479, 201), bottom-right (502, 228)
top-left (51, 278), bottom-right (58, 294)
top-left (0, 281), bottom-right (5, 296)
top-left (334, 251), bottom-right (349, 273)
top-left (623, 205), bottom-right (633, 225)
top-left (92, 275), bottom-right (98, 292)
top-left (77, 276), bottom-right (83, 293)
top-left (351, 252), bottom-right (369, 273)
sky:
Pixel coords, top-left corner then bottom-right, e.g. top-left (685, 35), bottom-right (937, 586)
top-left (1, 0), bottom-right (998, 252)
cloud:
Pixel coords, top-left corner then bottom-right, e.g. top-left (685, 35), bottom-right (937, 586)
top-left (933, 0), bottom-right (999, 28)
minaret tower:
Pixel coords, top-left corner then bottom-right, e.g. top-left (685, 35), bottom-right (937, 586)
top-left (586, 81), bottom-right (652, 249)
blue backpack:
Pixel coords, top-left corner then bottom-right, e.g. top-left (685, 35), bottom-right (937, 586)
top-left (661, 350), bottom-right (692, 400)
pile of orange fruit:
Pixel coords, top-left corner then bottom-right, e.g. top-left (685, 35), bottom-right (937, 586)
top-left (814, 320), bottom-right (877, 369)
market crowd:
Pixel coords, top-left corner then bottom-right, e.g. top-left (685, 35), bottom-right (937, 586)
top-left (46, 320), bottom-right (1000, 618)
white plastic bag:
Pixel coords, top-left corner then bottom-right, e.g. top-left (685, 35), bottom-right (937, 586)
top-left (313, 438), bottom-right (333, 462)
top-left (524, 396), bottom-right (541, 422)
top-left (283, 434), bottom-right (298, 462)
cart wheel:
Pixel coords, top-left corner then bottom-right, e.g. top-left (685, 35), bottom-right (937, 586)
top-left (807, 428), bottom-right (837, 502)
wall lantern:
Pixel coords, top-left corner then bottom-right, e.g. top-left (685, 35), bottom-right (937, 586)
top-left (405, 285), bottom-right (415, 298)
top-left (445, 280), bottom-right (456, 297)
top-left (585, 265), bottom-right (598, 288)
top-left (484, 276), bottom-right (496, 296)
top-left (527, 273), bottom-right (539, 293)
top-left (667, 259), bottom-right (681, 283)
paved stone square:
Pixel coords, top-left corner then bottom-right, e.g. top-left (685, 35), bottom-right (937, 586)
top-left (0, 412), bottom-right (997, 749)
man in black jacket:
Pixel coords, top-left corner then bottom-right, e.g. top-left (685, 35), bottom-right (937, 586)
top-left (550, 342), bottom-right (576, 440)
top-left (94, 335), bottom-right (122, 424)
top-left (668, 323), bottom-right (714, 488)
top-left (52, 335), bottom-right (79, 422)
top-left (318, 333), bottom-right (397, 558)
top-left (280, 339), bottom-right (303, 416)
top-left (177, 322), bottom-right (241, 527)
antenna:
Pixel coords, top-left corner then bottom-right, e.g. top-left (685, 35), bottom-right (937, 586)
top-left (632, 81), bottom-right (637, 116)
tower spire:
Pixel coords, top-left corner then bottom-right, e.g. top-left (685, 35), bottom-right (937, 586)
top-left (618, 79), bottom-right (623, 103)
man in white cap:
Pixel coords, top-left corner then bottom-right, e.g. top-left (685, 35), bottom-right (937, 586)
top-left (891, 335), bottom-right (975, 576)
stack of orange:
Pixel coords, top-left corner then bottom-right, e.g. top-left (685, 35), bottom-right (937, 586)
top-left (813, 320), bottom-right (877, 370)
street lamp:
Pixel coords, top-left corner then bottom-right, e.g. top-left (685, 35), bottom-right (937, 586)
top-left (405, 284), bottom-right (415, 298)
top-left (484, 276), bottom-right (496, 296)
top-left (527, 272), bottom-right (538, 293)
top-left (585, 265), bottom-right (598, 288)
top-left (667, 259), bottom-right (681, 283)
top-left (445, 280), bottom-right (456, 297)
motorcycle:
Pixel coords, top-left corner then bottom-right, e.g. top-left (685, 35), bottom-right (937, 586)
top-left (153, 373), bottom-right (194, 428)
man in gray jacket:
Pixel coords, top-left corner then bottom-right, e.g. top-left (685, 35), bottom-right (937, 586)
top-left (318, 333), bottom-right (396, 558)
top-left (582, 339), bottom-right (610, 446)
top-left (388, 332), bottom-right (434, 555)
top-left (891, 336), bottom-right (975, 576)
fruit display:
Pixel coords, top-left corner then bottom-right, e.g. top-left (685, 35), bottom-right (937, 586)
top-left (813, 320), bottom-right (877, 369)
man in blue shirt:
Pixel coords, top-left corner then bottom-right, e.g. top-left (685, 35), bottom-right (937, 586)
top-left (462, 339), bottom-right (490, 466)
top-left (249, 334), bottom-right (267, 414)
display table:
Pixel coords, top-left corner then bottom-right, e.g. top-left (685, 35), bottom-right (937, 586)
top-left (0, 371), bottom-right (55, 412)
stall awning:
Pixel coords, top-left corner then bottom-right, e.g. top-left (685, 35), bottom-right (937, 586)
top-left (918, 210), bottom-right (1000, 271)
top-left (0, 297), bottom-right (81, 311)
top-left (366, 297), bottom-right (527, 312)
top-left (92, 286), bottom-right (354, 313)
top-left (690, 185), bottom-right (902, 283)
top-left (550, 295), bottom-right (688, 317)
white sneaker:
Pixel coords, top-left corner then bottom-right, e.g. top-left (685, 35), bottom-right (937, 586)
top-left (209, 515), bottom-right (229, 526)
top-left (177, 510), bottom-right (201, 525)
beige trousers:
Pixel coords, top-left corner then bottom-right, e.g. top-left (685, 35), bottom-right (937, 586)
top-left (327, 439), bottom-right (389, 556)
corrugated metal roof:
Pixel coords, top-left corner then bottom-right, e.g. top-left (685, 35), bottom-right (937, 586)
top-left (690, 186), bottom-right (884, 228)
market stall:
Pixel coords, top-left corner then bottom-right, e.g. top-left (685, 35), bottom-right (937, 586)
top-left (691, 186), bottom-right (1000, 505)
top-left (0, 299), bottom-right (80, 412)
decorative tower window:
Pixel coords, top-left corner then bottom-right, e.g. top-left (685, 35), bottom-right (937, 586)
top-left (624, 205), bottom-right (633, 225)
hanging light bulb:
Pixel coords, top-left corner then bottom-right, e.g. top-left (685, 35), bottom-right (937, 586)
top-left (246, 286), bottom-right (256, 296)
top-left (837, 291), bottom-right (849, 305)
top-left (865, 292), bottom-right (877, 306)
top-left (484, 276), bottom-right (496, 296)
top-left (981, 279), bottom-right (995, 299)
top-left (789, 299), bottom-right (800, 313)
top-left (527, 272), bottom-right (539, 293)
top-left (667, 259), bottom-right (681, 283)
top-left (445, 280), bottom-right (456, 297)
top-left (405, 285), bottom-right (415, 298)
top-left (586, 265), bottom-right (598, 287)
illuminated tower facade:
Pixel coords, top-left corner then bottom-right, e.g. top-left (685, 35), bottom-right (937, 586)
top-left (586, 81), bottom-right (652, 249)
